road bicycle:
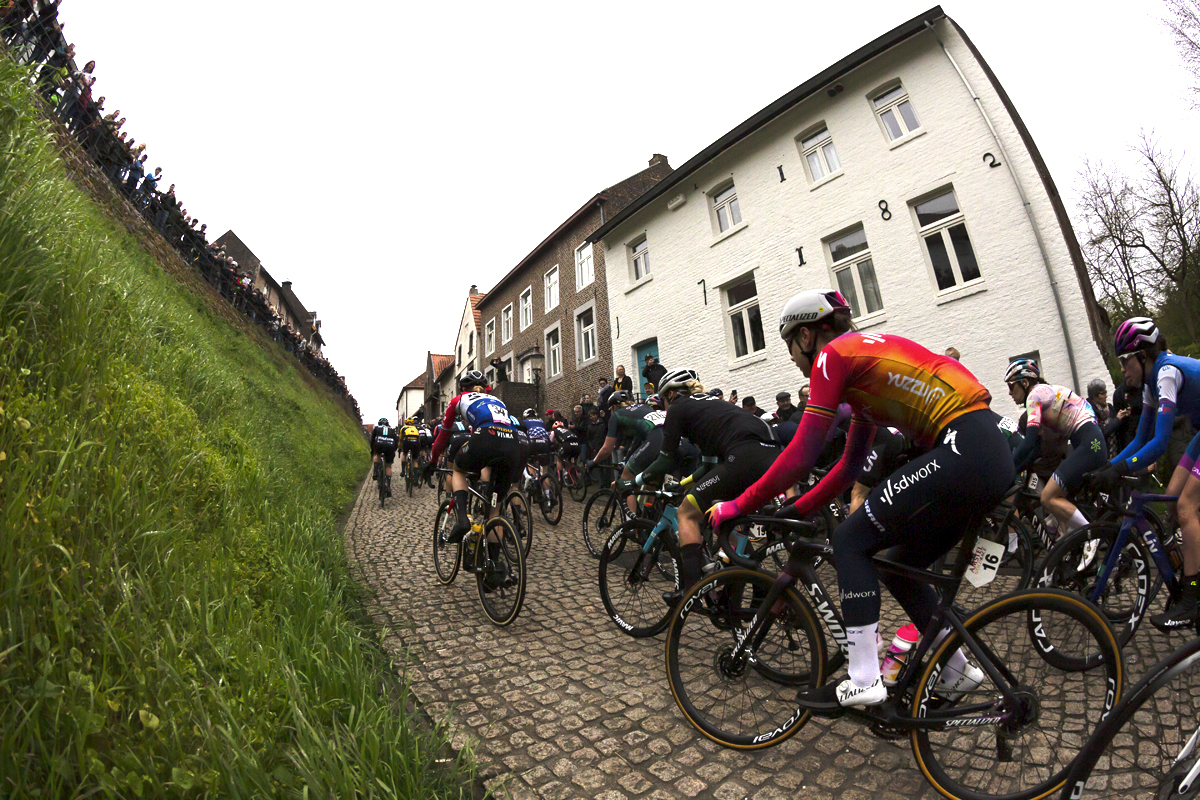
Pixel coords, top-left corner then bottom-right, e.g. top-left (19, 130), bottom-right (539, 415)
top-left (581, 464), bottom-right (637, 558)
top-left (598, 486), bottom-right (685, 638)
top-left (432, 468), bottom-right (526, 626)
top-left (502, 485), bottom-right (534, 558)
top-left (372, 457), bottom-right (390, 508)
top-left (1058, 635), bottom-right (1200, 799)
top-left (559, 458), bottom-right (586, 503)
top-left (1037, 479), bottom-right (1181, 651)
top-left (521, 457), bottom-right (562, 525)
top-left (666, 512), bottom-right (1124, 800)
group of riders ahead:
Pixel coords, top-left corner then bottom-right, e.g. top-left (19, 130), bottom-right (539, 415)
top-left (369, 286), bottom-right (1200, 712)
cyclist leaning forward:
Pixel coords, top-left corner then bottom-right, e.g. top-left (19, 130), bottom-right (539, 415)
top-left (400, 418), bottom-right (422, 477)
top-left (709, 289), bottom-right (1015, 710)
top-left (591, 390), bottom-right (666, 514)
top-left (370, 417), bottom-right (398, 497)
top-left (619, 371), bottom-right (782, 605)
top-left (427, 370), bottom-right (520, 543)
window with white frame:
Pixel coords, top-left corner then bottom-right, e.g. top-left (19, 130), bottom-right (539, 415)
top-left (521, 358), bottom-right (534, 383)
top-left (501, 304), bottom-right (513, 343)
top-left (546, 327), bottom-right (562, 377)
top-left (468, 331), bottom-right (474, 355)
top-left (725, 277), bottom-right (766, 359)
top-left (576, 307), bottom-right (596, 364)
top-left (800, 127), bottom-right (841, 182)
top-left (519, 287), bottom-right (532, 330)
top-left (827, 227), bottom-right (883, 318)
top-left (544, 266), bottom-right (559, 311)
top-left (485, 319), bottom-right (496, 354)
top-left (631, 237), bottom-right (650, 281)
top-left (575, 243), bottom-right (594, 288)
top-left (913, 189), bottom-right (981, 292)
top-left (713, 183), bottom-right (742, 233)
top-left (873, 84), bottom-right (921, 141)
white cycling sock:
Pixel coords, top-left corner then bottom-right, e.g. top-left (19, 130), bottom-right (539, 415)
top-left (1065, 509), bottom-right (1089, 532)
top-left (847, 623), bottom-right (881, 687)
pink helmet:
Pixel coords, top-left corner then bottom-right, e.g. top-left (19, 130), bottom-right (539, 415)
top-left (1113, 317), bottom-right (1159, 356)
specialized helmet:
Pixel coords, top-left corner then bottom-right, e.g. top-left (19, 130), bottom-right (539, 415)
top-left (1114, 317), bottom-right (1160, 356)
top-left (646, 393), bottom-right (662, 409)
top-left (1004, 358), bottom-right (1041, 385)
top-left (606, 390), bottom-right (630, 409)
top-left (1087, 378), bottom-right (1108, 398)
top-left (707, 388), bottom-right (724, 398)
top-left (657, 368), bottom-right (699, 393)
top-left (778, 289), bottom-right (851, 342)
top-left (459, 369), bottom-right (487, 389)
top-left (405, 417), bottom-right (415, 425)
top-left (523, 408), bottom-right (537, 418)
top-left (377, 417), bottom-right (388, 426)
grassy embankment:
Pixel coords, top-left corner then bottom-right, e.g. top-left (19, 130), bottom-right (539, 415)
top-left (0, 57), bottom-right (471, 798)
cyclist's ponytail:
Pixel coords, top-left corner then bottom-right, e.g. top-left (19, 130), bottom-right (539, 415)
top-left (681, 379), bottom-right (705, 395)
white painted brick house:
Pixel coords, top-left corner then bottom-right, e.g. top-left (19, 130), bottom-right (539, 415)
top-left (591, 7), bottom-right (1108, 408)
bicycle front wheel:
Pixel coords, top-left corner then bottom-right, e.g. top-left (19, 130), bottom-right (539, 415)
top-left (665, 568), bottom-right (826, 750)
top-left (566, 467), bottom-right (586, 502)
top-left (583, 489), bottom-right (622, 558)
top-left (474, 517), bottom-right (526, 626)
top-left (598, 519), bottom-right (679, 638)
top-left (503, 488), bottom-right (534, 558)
top-left (432, 499), bottom-right (460, 585)
top-left (538, 474), bottom-right (562, 525)
top-left (911, 588), bottom-right (1123, 800)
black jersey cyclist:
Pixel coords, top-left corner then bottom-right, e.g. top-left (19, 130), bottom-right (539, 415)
top-left (520, 409), bottom-right (553, 475)
top-left (550, 418), bottom-right (581, 473)
top-left (370, 418), bottom-right (398, 497)
top-left (428, 371), bottom-right (521, 543)
top-left (709, 289), bottom-right (1014, 710)
top-left (620, 368), bottom-right (782, 603)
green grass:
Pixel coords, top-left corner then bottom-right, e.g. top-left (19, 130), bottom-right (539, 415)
top-left (0, 58), bottom-right (472, 798)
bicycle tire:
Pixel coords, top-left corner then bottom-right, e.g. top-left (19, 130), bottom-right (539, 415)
top-left (598, 519), bottom-right (680, 638)
top-left (583, 489), bottom-right (623, 559)
top-left (432, 499), bottom-right (460, 585)
top-left (1058, 636), bottom-right (1200, 799)
top-left (474, 517), bottom-right (526, 626)
top-left (538, 473), bottom-right (562, 525)
top-left (664, 568), bottom-right (826, 749)
top-left (910, 589), bottom-right (1123, 800)
top-left (566, 467), bottom-right (587, 502)
top-left (1036, 522), bottom-right (1151, 653)
top-left (503, 488), bottom-right (533, 558)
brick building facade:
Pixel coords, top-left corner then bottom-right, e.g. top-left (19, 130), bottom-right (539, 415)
top-left (476, 156), bottom-right (671, 417)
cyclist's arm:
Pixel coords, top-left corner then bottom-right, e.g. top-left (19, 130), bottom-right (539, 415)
top-left (636, 449), bottom-right (677, 485)
top-left (679, 455), bottom-right (719, 488)
top-left (1113, 376), bottom-right (1169, 469)
top-left (592, 413), bottom-right (622, 462)
top-left (429, 397), bottom-right (461, 464)
top-left (1011, 422), bottom-right (1041, 472)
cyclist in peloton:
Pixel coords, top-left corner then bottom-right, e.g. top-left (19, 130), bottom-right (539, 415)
top-left (520, 409), bottom-right (553, 497)
top-left (399, 417), bottom-right (421, 478)
top-left (1004, 358), bottom-right (1107, 538)
top-left (709, 289), bottom-right (1015, 710)
top-left (1099, 317), bottom-right (1200, 630)
top-left (426, 371), bottom-right (520, 543)
top-left (418, 419), bottom-right (433, 462)
top-left (369, 418), bottom-right (398, 497)
top-left (550, 417), bottom-right (581, 478)
top-left (621, 368), bottom-right (782, 605)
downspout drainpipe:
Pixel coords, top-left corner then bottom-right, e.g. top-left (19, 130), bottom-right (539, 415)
top-left (925, 20), bottom-right (1081, 393)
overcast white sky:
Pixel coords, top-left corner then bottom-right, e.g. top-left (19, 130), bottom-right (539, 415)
top-left (61, 1), bottom-right (1197, 421)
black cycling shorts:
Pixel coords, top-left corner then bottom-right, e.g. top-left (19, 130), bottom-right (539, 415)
top-left (857, 427), bottom-right (909, 490)
top-left (627, 429), bottom-right (663, 476)
top-left (401, 439), bottom-right (420, 457)
top-left (1052, 422), bottom-right (1108, 495)
top-left (557, 441), bottom-right (581, 460)
top-left (687, 440), bottom-right (781, 512)
top-left (826, 409), bottom-right (1016, 629)
top-left (374, 445), bottom-right (396, 465)
top-left (527, 438), bottom-right (552, 464)
top-left (446, 432), bottom-right (469, 463)
top-left (454, 427), bottom-right (520, 493)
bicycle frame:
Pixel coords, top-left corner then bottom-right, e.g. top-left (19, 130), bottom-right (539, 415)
top-left (1086, 491), bottom-right (1180, 610)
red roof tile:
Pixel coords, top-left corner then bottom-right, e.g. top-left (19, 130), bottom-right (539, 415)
top-left (430, 353), bottom-right (455, 381)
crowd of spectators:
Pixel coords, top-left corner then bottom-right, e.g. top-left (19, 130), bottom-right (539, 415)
top-left (1, 1), bottom-right (360, 421)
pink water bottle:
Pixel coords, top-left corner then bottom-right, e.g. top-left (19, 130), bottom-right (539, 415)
top-left (880, 623), bottom-right (920, 687)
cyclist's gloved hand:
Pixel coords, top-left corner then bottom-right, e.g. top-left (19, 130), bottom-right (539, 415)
top-left (707, 498), bottom-right (741, 530)
top-left (662, 478), bottom-right (684, 496)
top-left (1089, 462), bottom-right (1128, 491)
top-left (584, 460), bottom-right (595, 472)
top-left (773, 497), bottom-right (802, 519)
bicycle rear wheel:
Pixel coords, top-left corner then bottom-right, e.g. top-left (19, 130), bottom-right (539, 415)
top-left (378, 467), bottom-right (387, 508)
top-left (566, 466), bottom-right (586, 502)
top-left (538, 473), bottom-right (562, 525)
top-left (665, 568), bottom-right (826, 749)
top-left (503, 488), bottom-right (533, 558)
top-left (474, 517), bottom-right (526, 626)
top-left (598, 519), bottom-right (679, 637)
top-left (583, 489), bottom-right (622, 558)
top-left (432, 499), bottom-right (460, 585)
top-left (911, 589), bottom-right (1123, 800)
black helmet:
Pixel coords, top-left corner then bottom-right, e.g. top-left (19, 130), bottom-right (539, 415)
top-left (606, 390), bottom-right (631, 409)
top-left (459, 370), bottom-right (487, 390)
top-left (706, 388), bottom-right (724, 398)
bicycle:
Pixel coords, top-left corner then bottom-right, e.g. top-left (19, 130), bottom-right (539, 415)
top-left (373, 458), bottom-right (390, 508)
top-left (1058, 635), bottom-right (1200, 799)
top-left (431, 468), bottom-right (526, 626)
top-left (560, 459), bottom-right (586, 503)
top-left (1036, 478), bottom-right (1181, 651)
top-left (522, 457), bottom-right (562, 525)
top-left (502, 485), bottom-right (534, 558)
top-left (405, 455), bottom-right (418, 497)
top-left (666, 512), bottom-right (1124, 800)
top-left (581, 464), bottom-right (636, 558)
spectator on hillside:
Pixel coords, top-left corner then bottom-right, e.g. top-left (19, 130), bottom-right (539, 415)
top-left (124, 153), bottom-right (145, 196)
top-left (613, 365), bottom-right (633, 393)
top-left (641, 353), bottom-right (666, 392)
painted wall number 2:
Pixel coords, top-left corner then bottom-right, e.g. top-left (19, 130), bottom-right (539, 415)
top-left (983, 152), bottom-right (1002, 168)
top-left (878, 200), bottom-right (891, 221)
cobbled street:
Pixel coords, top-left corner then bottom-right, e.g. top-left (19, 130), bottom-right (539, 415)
top-left (344, 475), bottom-right (1181, 800)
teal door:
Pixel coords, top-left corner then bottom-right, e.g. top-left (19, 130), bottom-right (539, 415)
top-left (635, 340), bottom-right (659, 397)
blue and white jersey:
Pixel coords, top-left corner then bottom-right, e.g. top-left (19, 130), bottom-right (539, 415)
top-left (454, 391), bottom-right (515, 431)
top-left (1115, 352), bottom-right (1200, 470)
top-left (522, 417), bottom-right (551, 441)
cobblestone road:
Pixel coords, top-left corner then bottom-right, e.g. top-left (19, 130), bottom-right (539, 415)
top-left (344, 475), bottom-right (1182, 800)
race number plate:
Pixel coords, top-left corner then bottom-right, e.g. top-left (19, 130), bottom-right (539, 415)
top-left (965, 538), bottom-right (1005, 588)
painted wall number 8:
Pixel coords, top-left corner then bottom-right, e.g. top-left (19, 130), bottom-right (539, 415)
top-left (878, 200), bottom-right (891, 221)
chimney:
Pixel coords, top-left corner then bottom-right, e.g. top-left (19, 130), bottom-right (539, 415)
top-left (649, 154), bottom-right (669, 167)
top-left (470, 284), bottom-right (478, 294)
top-left (282, 281), bottom-right (292, 289)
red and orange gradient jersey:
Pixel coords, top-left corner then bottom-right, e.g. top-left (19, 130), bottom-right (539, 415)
top-left (807, 332), bottom-right (991, 449)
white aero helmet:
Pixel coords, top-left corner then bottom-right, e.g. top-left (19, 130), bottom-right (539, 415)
top-left (657, 367), bottom-right (699, 393)
top-left (778, 289), bottom-right (851, 342)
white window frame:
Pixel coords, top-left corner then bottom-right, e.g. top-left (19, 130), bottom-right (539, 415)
top-left (519, 286), bottom-right (533, 331)
top-left (798, 125), bottom-right (842, 184)
top-left (575, 242), bottom-right (594, 289)
top-left (723, 274), bottom-right (767, 361)
top-left (484, 318), bottom-right (496, 355)
top-left (501, 304), bottom-right (513, 343)
top-left (824, 226), bottom-right (884, 321)
top-left (872, 82), bottom-right (922, 142)
top-left (911, 188), bottom-right (983, 295)
top-left (468, 331), bottom-right (474, 355)
top-left (544, 322), bottom-right (562, 381)
top-left (630, 237), bottom-right (650, 281)
top-left (711, 181), bottom-right (743, 234)
top-left (574, 300), bottom-right (598, 367)
top-left (501, 351), bottom-right (514, 383)
top-left (521, 357), bottom-right (534, 384)
top-left (544, 265), bottom-right (559, 311)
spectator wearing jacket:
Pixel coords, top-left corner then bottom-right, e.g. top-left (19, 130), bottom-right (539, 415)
top-left (613, 365), bottom-right (633, 393)
top-left (641, 354), bottom-right (666, 393)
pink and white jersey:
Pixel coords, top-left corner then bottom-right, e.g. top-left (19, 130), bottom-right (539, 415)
top-left (1024, 384), bottom-right (1095, 438)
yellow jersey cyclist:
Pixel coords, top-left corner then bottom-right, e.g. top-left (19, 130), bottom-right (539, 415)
top-left (400, 417), bottom-right (421, 476)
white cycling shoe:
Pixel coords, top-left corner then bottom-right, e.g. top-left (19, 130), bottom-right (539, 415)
top-left (797, 675), bottom-right (887, 713)
top-left (936, 663), bottom-right (984, 700)
top-left (1078, 538), bottom-right (1100, 572)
